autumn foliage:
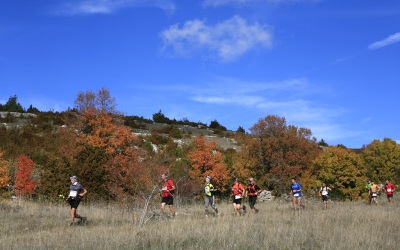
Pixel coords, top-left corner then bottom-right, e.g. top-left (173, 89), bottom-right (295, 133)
top-left (74, 89), bottom-right (147, 199)
top-left (314, 147), bottom-right (367, 200)
top-left (247, 115), bottom-right (321, 194)
top-left (1, 90), bottom-right (399, 202)
top-left (14, 154), bottom-right (36, 197)
top-left (187, 136), bottom-right (230, 192)
top-left (0, 151), bottom-right (10, 188)
top-left (362, 138), bottom-right (400, 184)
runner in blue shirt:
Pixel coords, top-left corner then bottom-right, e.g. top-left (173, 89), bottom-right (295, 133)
top-left (290, 178), bottom-right (304, 209)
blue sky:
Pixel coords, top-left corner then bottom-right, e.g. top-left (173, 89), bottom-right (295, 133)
top-left (1, 0), bottom-right (399, 148)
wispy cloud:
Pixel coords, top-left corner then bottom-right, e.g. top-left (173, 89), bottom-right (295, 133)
top-left (202, 0), bottom-right (320, 7)
top-left (305, 55), bottom-right (356, 73)
top-left (160, 16), bottom-right (272, 62)
top-left (51, 0), bottom-right (175, 15)
top-left (183, 77), bottom-right (338, 120)
top-left (128, 76), bottom-right (360, 145)
top-left (190, 78), bottom-right (309, 106)
top-left (202, 0), bottom-right (250, 7)
top-left (368, 32), bottom-right (400, 50)
top-left (328, 55), bottom-right (355, 66)
top-left (181, 77), bottom-right (354, 143)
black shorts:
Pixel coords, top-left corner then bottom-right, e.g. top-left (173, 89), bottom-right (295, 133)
top-left (69, 199), bottom-right (80, 209)
top-left (322, 195), bottom-right (329, 201)
top-left (387, 194), bottom-right (393, 198)
top-left (232, 197), bottom-right (242, 205)
top-left (161, 196), bottom-right (174, 205)
top-left (248, 195), bottom-right (257, 208)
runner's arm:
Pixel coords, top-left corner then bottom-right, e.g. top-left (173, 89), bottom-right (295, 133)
top-left (256, 186), bottom-right (262, 195)
top-left (168, 181), bottom-right (175, 192)
top-left (80, 188), bottom-right (87, 197)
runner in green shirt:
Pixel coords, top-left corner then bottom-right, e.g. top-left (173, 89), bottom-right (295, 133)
top-left (365, 180), bottom-right (372, 205)
top-left (204, 176), bottom-right (218, 216)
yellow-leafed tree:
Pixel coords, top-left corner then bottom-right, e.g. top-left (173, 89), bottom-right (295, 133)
top-left (314, 146), bottom-right (367, 200)
top-left (0, 151), bottom-right (10, 188)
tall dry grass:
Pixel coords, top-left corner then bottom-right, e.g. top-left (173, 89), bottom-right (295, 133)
top-left (1, 196), bottom-right (399, 250)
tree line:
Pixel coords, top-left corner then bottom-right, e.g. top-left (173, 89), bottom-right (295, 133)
top-left (0, 89), bottom-right (399, 202)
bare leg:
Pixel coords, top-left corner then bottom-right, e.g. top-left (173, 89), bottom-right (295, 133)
top-left (169, 205), bottom-right (176, 217)
top-left (161, 203), bottom-right (167, 215)
top-left (298, 198), bottom-right (304, 208)
top-left (70, 208), bottom-right (81, 224)
top-left (233, 203), bottom-right (240, 216)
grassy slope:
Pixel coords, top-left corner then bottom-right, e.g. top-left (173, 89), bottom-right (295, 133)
top-left (1, 197), bottom-right (399, 250)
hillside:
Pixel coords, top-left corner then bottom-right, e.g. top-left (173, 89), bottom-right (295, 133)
top-left (0, 111), bottom-right (242, 151)
top-left (136, 122), bottom-right (242, 151)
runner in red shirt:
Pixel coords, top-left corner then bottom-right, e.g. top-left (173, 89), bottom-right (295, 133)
top-left (160, 173), bottom-right (176, 218)
top-left (244, 178), bottom-right (261, 213)
top-left (384, 180), bottom-right (396, 203)
top-left (231, 177), bottom-right (246, 216)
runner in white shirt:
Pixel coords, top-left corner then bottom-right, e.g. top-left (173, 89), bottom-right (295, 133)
top-left (319, 183), bottom-right (333, 209)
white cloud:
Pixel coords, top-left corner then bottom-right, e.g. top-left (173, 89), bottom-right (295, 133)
top-left (181, 76), bottom-right (356, 143)
top-left (368, 32), bottom-right (400, 50)
top-left (160, 16), bottom-right (272, 62)
top-left (202, 0), bottom-right (320, 7)
top-left (184, 77), bottom-right (329, 116)
top-left (52, 0), bottom-right (175, 15)
top-left (254, 99), bottom-right (358, 144)
top-left (307, 124), bottom-right (363, 143)
top-left (129, 76), bottom-right (363, 146)
top-left (305, 55), bottom-right (356, 73)
top-left (189, 77), bottom-right (311, 104)
top-left (192, 95), bottom-right (265, 106)
top-left (202, 0), bottom-right (250, 7)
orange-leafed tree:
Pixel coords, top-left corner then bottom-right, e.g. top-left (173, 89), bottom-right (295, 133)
top-left (230, 133), bottom-right (260, 184)
top-left (77, 113), bottom-right (143, 198)
top-left (187, 136), bottom-right (230, 192)
top-left (14, 154), bottom-right (37, 197)
top-left (74, 88), bottom-right (144, 199)
top-left (249, 115), bottom-right (321, 194)
top-left (0, 151), bottom-right (11, 188)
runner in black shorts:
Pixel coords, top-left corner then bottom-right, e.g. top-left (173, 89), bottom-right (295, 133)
top-left (162, 196), bottom-right (174, 205)
top-left (160, 173), bottom-right (176, 218)
top-left (66, 176), bottom-right (87, 226)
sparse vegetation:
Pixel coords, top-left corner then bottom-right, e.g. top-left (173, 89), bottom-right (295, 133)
top-left (1, 197), bottom-right (399, 249)
top-left (1, 91), bottom-right (400, 207)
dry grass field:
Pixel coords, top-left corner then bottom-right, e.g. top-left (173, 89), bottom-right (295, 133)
top-left (1, 196), bottom-right (399, 250)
